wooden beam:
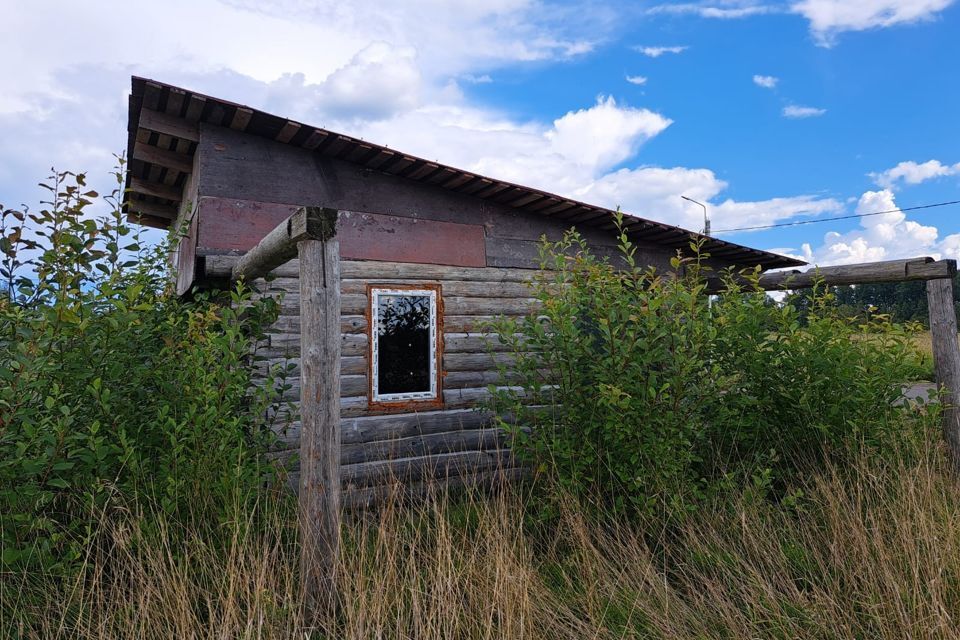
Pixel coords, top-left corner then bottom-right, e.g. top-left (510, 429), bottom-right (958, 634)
top-left (538, 200), bottom-right (577, 216)
top-left (139, 107), bottom-right (200, 142)
top-left (132, 141), bottom-right (193, 174)
top-left (126, 212), bottom-right (171, 229)
top-left (298, 231), bottom-right (342, 618)
top-left (927, 278), bottom-right (960, 472)
top-left (276, 120), bottom-right (301, 144)
top-left (126, 199), bottom-right (178, 220)
top-left (184, 94), bottom-right (207, 122)
top-left (302, 129), bottom-right (329, 150)
top-left (706, 257), bottom-right (956, 293)
top-left (128, 177), bottom-right (182, 202)
top-left (230, 107), bottom-right (253, 131)
top-left (231, 206), bottom-right (339, 282)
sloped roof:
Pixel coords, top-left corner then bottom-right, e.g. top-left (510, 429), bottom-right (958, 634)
top-left (123, 76), bottom-right (805, 269)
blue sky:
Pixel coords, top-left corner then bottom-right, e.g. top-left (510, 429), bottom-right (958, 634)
top-left (2, 0), bottom-right (959, 266)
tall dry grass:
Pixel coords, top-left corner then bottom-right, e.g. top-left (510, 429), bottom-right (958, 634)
top-left (5, 434), bottom-right (960, 639)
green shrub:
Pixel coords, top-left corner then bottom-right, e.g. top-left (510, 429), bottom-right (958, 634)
top-left (0, 167), bottom-right (286, 575)
top-left (490, 214), bottom-right (932, 518)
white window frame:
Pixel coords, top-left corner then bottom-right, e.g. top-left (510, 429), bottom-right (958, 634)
top-left (370, 287), bottom-right (439, 402)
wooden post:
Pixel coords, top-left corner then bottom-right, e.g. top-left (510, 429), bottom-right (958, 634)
top-left (224, 206), bottom-right (342, 620)
top-left (297, 219), bottom-right (341, 620)
top-left (927, 277), bottom-right (960, 471)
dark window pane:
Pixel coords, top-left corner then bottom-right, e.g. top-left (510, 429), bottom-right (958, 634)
top-left (376, 294), bottom-right (432, 395)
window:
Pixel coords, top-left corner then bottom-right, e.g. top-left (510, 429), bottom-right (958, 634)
top-left (369, 286), bottom-right (440, 403)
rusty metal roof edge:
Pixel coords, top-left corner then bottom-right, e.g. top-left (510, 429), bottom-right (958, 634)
top-left (126, 76), bottom-right (806, 269)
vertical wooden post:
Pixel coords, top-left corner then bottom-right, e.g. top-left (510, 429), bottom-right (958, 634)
top-left (927, 277), bottom-right (960, 471)
top-left (298, 228), bottom-right (341, 618)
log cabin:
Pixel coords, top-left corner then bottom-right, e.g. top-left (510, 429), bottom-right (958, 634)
top-left (121, 77), bottom-right (805, 507)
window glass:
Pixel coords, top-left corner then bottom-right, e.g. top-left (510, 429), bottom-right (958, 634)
top-left (372, 289), bottom-right (437, 400)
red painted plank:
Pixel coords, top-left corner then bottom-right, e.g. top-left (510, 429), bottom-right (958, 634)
top-left (195, 197), bottom-right (487, 268)
top-left (338, 210), bottom-right (486, 268)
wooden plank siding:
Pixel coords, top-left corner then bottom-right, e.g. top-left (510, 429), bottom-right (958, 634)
top-left (192, 124), bottom-right (692, 275)
top-left (251, 260), bottom-right (538, 505)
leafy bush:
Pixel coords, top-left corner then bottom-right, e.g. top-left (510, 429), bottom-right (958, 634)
top-left (0, 167), bottom-right (285, 575)
top-left (491, 215), bottom-right (931, 518)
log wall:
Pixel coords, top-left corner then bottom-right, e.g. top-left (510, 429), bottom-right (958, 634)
top-left (254, 259), bottom-right (545, 508)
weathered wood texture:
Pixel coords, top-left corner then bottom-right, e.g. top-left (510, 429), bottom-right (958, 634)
top-left (190, 124), bottom-right (702, 280)
top-left (927, 278), bottom-right (960, 471)
top-left (249, 259), bottom-right (536, 504)
top-left (297, 236), bottom-right (341, 615)
top-left (233, 207), bottom-right (338, 282)
top-left (705, 257), bottom-right (957, 293)
top-left (196, 199), bottom-right (488, 268)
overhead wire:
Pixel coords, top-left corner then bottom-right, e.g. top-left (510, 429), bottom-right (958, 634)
top-left (712, 199), bottom-right (960, 234)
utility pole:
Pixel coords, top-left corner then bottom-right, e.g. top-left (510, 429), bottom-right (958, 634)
top-left (681, 195), bottom-right (710, 236)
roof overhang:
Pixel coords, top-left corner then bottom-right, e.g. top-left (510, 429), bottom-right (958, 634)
top-left (123, 76), bottom-right (806, 270)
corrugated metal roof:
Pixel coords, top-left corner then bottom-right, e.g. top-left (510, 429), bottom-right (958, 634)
top-left (123, 76), bottom-right (805, 269)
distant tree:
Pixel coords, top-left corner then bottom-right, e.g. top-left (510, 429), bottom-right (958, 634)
top-left (784, 275), bottom-right (960, 326)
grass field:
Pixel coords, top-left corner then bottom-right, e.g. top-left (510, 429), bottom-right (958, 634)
top-left (7, 431), bottom-right (958, 639)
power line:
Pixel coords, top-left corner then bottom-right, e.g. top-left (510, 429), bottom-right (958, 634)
top-left (712, 199), bottom-right (960, 234)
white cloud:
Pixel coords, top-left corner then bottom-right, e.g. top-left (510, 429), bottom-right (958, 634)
top-left (0, 0), bottom-right (604, 117)
top-left (625, 75), bottom-right (648, 85)
top-left (870, 159), bottom-right (960, 189)
top-left (462, 74), bottom-right (493, 84)
top-left (647, 2), bottom-right (776, 18)
top-left (777, 189), bottom-right (955, 266)
top-left (791, 0), bottom-right (956, 46)
top-left (314, 42), bottom-right (422, 119)
top-left (752, 74), bottom-right (779, 88)
top-left (783, 104), bottom-right (827, 118)
top-left (633, 45), bottom-right (689, 57)
top-left (578, 167), bottom-right (842, 232)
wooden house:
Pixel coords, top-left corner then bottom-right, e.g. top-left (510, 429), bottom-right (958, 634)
top-left (122, 77), bottom-right (805, 506)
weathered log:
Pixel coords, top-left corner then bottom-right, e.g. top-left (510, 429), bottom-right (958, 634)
top-left (233, 207), bottom-right (338, 282)
top-left (927, 277), bottom-right (960, 472)
top-left (706, 257), bottom-right (957, 293)
top-left (341, 467), bottom-right (527, 511)
top-left (339, 427), bottom-right (505, 465)
top-left (205, 256), bottom-right (544, 282)
top-left (342, 408), bottom-right (493, 444)
top-left (443, 352), bottom-right (519, 372)
top-left (296, 229), bottom-right (341, 617)
top-left (269, 314), bottom-right (503, 335)
top-left (271, 293), bottom-right (539, 317)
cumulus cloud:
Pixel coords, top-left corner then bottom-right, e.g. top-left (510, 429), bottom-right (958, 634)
top-left (870, 159), bottom-right (960, 189)
top-left (775, 188), bottom-right (956, 266)
top-left (783, 104), bottom-right (827, 118)
top-left (315, 42), bottom-right (422, 119)
top-left (752, 74), bottom-right (778, 88)
top-left (625, 75), bottom-right (648, 85)
top-left (791, 0), bottom-right (956, 46)
top-left (633, 45), bottom-right (689, 57)
top-left (579, 167), bottom-right (842, 232)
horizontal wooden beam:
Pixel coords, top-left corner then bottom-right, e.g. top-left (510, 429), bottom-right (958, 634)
top-left (706, 257), bottom-right (956, 293)
top-left (132, 141), bottom-right (193, 174)
top-left (276, 120), bottom-right (301, 144)
top-left (232, 206), bottom-right (339, 282)
top-left (128, 177), bottom-right (182, 202)
top-left (230, 107), bottom-right (253, 131)
top-left (126, 199), bottom-right (178, 220)
top-left (139, 107), bottom-right (200, 142)
top-left (126, 212), bottom-right (171, 229)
